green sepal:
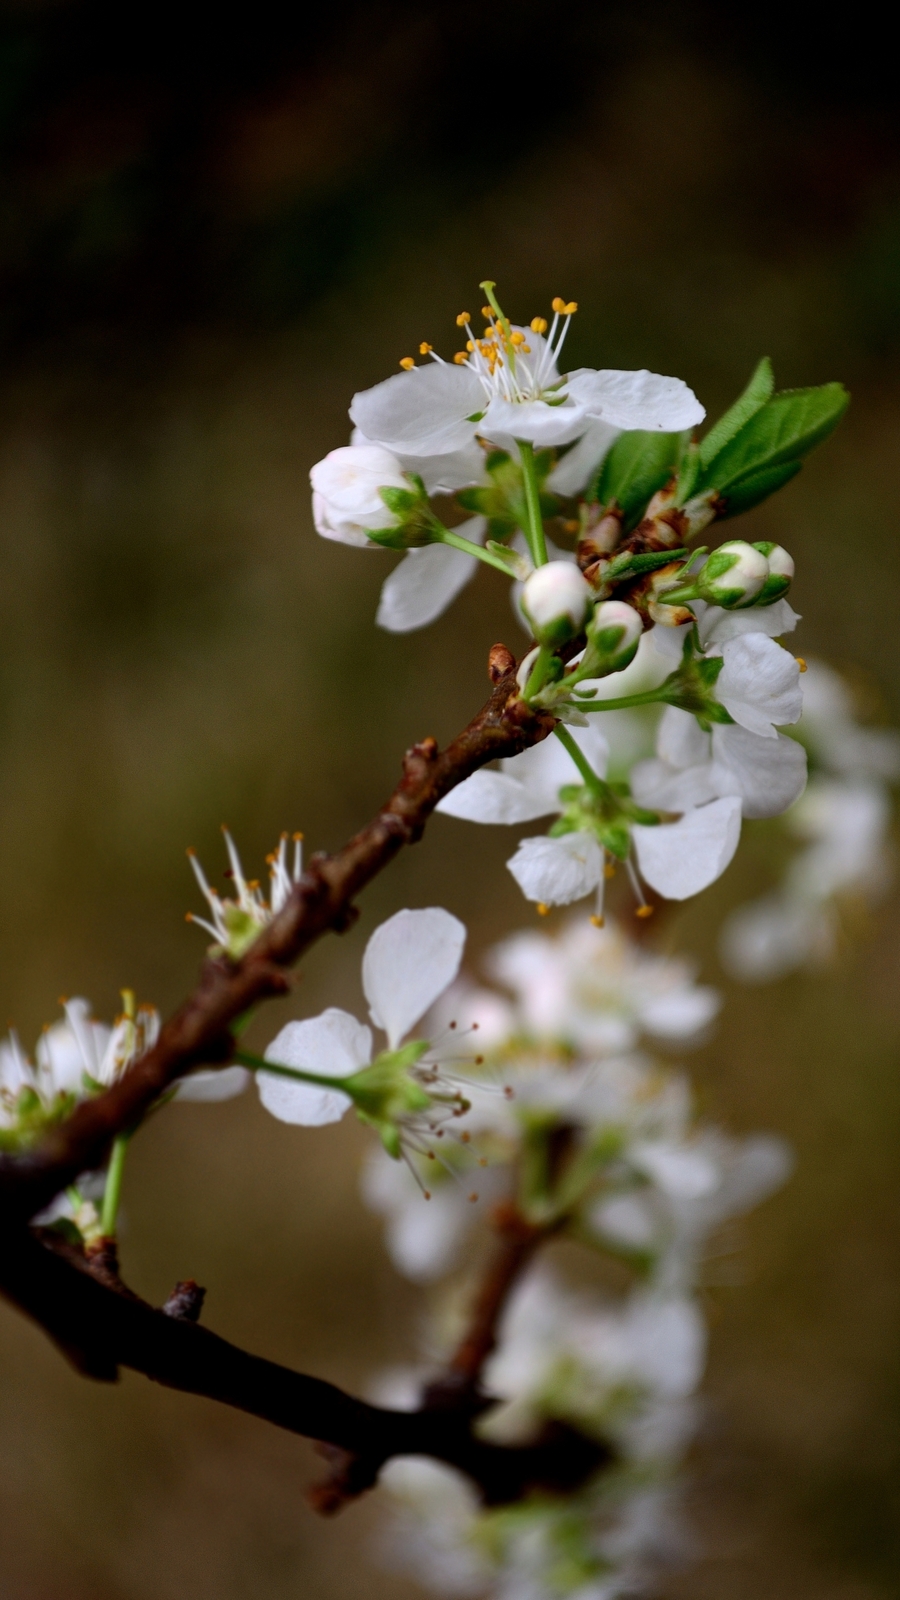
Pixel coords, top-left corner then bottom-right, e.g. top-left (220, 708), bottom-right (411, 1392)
top-left (602, 546), bottom-right (688, 583)
top-left (548, 785), bottom-right (658, 861)
top-left (588, 429), bottom-right (686, 531)
top-left (657, 647), bottom-right (733, 722)
top-left (458, 449), bottom-right (557, 541)
top-left (378, 484), bottom-right (423, 517)
top-left (485, 540), bottom-right (532, 580)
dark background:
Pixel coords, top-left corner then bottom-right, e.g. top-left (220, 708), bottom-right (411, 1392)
top-left (1, 3), bottom-right (899, 1595)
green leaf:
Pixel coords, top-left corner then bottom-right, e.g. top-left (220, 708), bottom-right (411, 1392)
top-left (718, 460), bottom-right (803, 518)
top-left (589, 430), bottom-right (685, 531)
top-left (694, 381), bottom-right (849, 495)
top-left (697, 357), bottom-right (774, 473)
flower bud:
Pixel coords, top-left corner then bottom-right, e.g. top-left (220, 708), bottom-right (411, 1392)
top-left (752, 541), bottom-right (795, 605)
top-left (696, 540), bottom-right (768, 609)
top-left (585, 600), bottom-right (643, 673)
top-left (310, 444), bottom-right (411, 547)
top-left (521, 562), bottom-right (593, 647)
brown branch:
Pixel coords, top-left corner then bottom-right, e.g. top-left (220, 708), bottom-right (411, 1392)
top-left (0, 644), bottom-right (554, 1224)
top-left (0, 645), bottom-right (613, 1511)
top-left (3, 1224), bottom-right (611, 1508)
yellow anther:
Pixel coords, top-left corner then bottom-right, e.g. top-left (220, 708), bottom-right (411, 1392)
top-left (453, 351), bottom-right (469, 364)
top-left (481, 305), bottom-right (493, 319)
top-left (456, 311), bottom-right (471, 326)
top-left (552, 297), bottom-right (578, 314)
top-left (419, 341), bottom-right (433, 355)
top-left (590, 914), bottom-right (605, 928)
top-left (293, 831), bottom-right (304, 840)
top-left (530, 316), bottom-right (548, 334)
top-left (636, 904), bottom-right (654, 919)
top-left (537, 902), bottom-right (551, 916)
top-left (399, 356), bottom-right (415, 370)
top-left (552, 297), bottom-right (567, 313)
top-left (564, 519), bottom-right (580, 534)
top-left (510, 329), bottom-right (526, 345)
top-left (563, 300), bottom-right (578, 314)
top-left (466, 339), bottom-right (475, 351)
top-left (521, 343), bottom-right (531, 353)
top-left (796, 656), bottom-right (808, 672)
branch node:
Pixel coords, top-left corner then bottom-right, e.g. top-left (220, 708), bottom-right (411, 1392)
top-left (162, 1279), bottom-right (206, 1322)
top-left (488, 642), bottom-right (516, 683)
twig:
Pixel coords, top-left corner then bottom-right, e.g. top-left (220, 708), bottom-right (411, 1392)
top-left (0, 645), bottom-right (553, 1224)
top-left (0, 644), bottom-right (612, 1513)
top-left (4, 1224), bottom-right (610, 1508)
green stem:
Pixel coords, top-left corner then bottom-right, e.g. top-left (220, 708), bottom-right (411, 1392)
top-left (516, 440), bottom-right (548, 568)
top-left (100, 1133), bottom-right (130, 1237)
top-left (435, 524), bottom-right (520, 577)
top-left (234, 1049), bottom-right (352, 1095)
top-left (523, 646), bottom-right (556, 700)
top-left (568, 687), bottom-right (668, 713)
top-left (553, 723), bottom-right (609, 800)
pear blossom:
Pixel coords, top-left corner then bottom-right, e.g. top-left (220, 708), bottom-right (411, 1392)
top-left (488, 916), bottom-right (720, 1055)
top-left (188, 827), bottom-right (304, 960)
top-left (350, 291), bottom-right (704, 459)
top-left (719, 659), bottom-right (900, 982)
top-left (1, 995), bottom-right (161, 1144)
top-left (259, 908), bottom-right (482, 1170)
top-left (720, 778), bottom-right (894, 982)
top-left (631, 706), bottom-right (807, 820)
top-left (437, 721), bottom-right (743, 910)
top-left (591, 1129), bottom-right (791, 1292)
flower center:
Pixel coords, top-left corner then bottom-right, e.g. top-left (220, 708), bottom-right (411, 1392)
top-left (399, 281), bottom-right (578, 408)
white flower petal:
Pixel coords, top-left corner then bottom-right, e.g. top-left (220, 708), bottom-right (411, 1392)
top-left (640, 985), bottom-right (721, 1042)
top-left (507, 832), bottom-right (604, 905)
top-left (710, 725), bottom-right (807, 819)
top-left (259, 1008), bottom-right (371, 1125)
top-left (567, 368), bottom-right (705, 431)
top-left (716, 634), bottom-right (803, 737)
top-left (481, 393), bottom-right (589, 450)
top-left (363, 908), bottom-right (466, 1049)
top-left (376, 519), bottom-right (486, 633)
top-left (436, 769), bottom-right (558, 824)
top-left (696, 598), bottom-right (801, 648)
top-left (719, 894), bottom-right (830, 981)
top-left (630, 756), bottom-right (719, 813)
top-left (175, 1066), bottom-right (251, 1102)
top-left (349, 363), bottom-right (484, 456)
top-left (630, 1140), bottom-right (719, 1199)
top-left (546, 420), bottom-right (621, 495)
top-left (632, 797), bottom-right (742, 900)
top-left (657, 706), bottom-right (710, 769)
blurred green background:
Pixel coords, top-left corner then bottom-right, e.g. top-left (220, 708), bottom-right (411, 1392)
top-left (1, 2), bottom-right (899, 1595)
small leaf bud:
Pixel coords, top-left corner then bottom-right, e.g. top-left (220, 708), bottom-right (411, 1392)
top-left (585, 599), bottom-right (643, 673)
top-left (696, 539), bottom-right (768, 608)
top-left (521, 562), bottom-right (593, 647)
top-left (752, 541), bottom-right (795, 605)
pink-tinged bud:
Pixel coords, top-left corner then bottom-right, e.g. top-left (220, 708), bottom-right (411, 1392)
top-left (521, 562), bottom-right (593, 647)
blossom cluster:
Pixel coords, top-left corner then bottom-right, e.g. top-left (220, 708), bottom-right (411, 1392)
top-left (359, 911), bottom-right (789, 1599)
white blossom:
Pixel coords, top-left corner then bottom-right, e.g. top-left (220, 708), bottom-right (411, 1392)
top-left (310, 443), bottom-right (411, 547)
top-left (350, 295), bottom-right (703, 458)
top-left (488, 916), bottom-right (719, 1056)
top-left (631, 706), bottom-right (807, 819)
top-left (712, 632), bottom-right (803, 738)
top-left (259, 908), bottom-right (479, 1168)
top-left (188, 827), bottom-right (304, 960)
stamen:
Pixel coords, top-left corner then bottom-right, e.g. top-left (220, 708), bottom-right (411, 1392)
top-left (453, 352), bottom-right (468, 365)
top-left (537, 903), bottom-right (551, 916)
top-left (626, 854), bottom-right (653, 917)
top-left (530, 316), bottom-right (548, 334)
top-left (399, 357), bottom-right (415, 370)
top-left (796, 657), bottom-right (808, 672)
top-left (419, 342), bottom-right (433, 354)
top-left (456, 312), bottom-right (471, 326)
